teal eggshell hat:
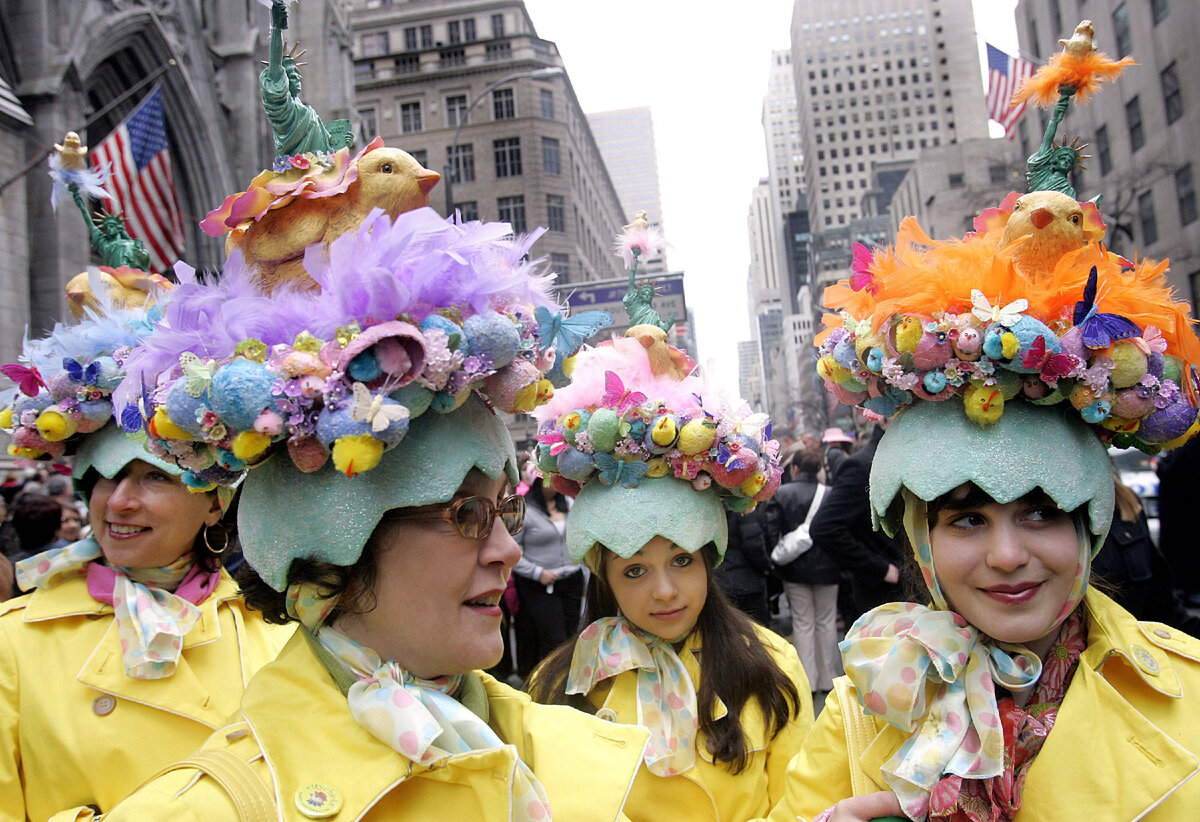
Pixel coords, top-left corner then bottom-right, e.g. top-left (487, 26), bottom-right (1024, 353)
top-left (565, 475), bottom-right (728, 565)
top-left (72, 422), bottom-right (181, 484)
top-left (239, 394), bottom-right (516, 591)
top-left (870, 399), bottom-right (1115, 554)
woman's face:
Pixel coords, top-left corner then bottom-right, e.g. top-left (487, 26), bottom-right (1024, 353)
top-left (929, 487), bottom-right (1081, 652)
top-left (88, 460), bottom-right (222, 568)
top-left (605, 535), bottom-right (708, 642)
top-left (56, 505), bottom-right (83, 543)
top-left (343, 472), bottom-right (521, 679)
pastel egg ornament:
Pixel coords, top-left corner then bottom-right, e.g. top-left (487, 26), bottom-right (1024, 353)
top-left (1138, 394), bottom-right (1200, 444)
top-left (556, 447), bottom-right (596, 482)
top-left (463, 313), bottom-right (521, 369)
top-left (163, 378), bottom-right (211, 437)
top-left (677, 418), bottom-right (717, 455)
top-left (587, 407), bottom-right (621, 453)
top-left (209, 360), bottom-right (277, 430)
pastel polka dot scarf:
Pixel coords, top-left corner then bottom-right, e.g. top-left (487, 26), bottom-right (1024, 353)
top-left (837, 491), bottom-right (1093, 820)
top-left (287, 582), bottom-right (553, 822)
top-left (565, 616), bottom-right (698, 777)
top-left (15, 538), bottom-right (217, 679)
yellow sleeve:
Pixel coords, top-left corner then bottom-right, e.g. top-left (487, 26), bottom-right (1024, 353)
top-left (103, 764), bottom-right (240, 821)
top-left (0, 615), bottom-right (25, 822)
top-left (765, 637), bottom-right (815, 809)
top-left (762, 683), bottom-right (855, 822)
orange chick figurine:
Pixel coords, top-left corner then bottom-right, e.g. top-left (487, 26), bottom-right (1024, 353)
top-left (625, 324), bottom-right (693, 380)
top-left (230, 147), bottom-right (440, 291)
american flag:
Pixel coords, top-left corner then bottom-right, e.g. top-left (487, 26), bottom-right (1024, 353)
top-left (986, 44), bottom-right (1037, 141)
top-left (90, 86), bottom-right (184, 273)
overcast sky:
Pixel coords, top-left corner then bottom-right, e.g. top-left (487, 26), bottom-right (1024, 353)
top-left (521, 0), bottom-right (1022, 388)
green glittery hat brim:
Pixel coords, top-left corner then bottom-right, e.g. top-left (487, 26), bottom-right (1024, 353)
top-left (565, 475), bottom-right (728, 565)
top-left (71, 423), bottom-right (182, 485)
top-left (239, 394), bottom-right (518, 591)
top-left (870, 400), bottom-right (1114, 546)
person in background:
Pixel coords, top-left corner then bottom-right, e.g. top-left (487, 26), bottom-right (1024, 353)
top-left (9, 494), bottom-right (62, 564)
top-left (53, 502), bottom-right (84, 547)
top-left (820, 427), bottom-right (854, 482)
top-left (1092, 470), bottom-right (1200, 636)
top-left (512, 475), bottom-right (583, 673)
top-left (773, 445), bottom-right (841, 695)
top-left (1154, 433), bottom-right (1200, 607)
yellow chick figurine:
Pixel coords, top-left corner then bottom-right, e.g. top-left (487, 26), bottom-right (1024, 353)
top-left (1059, 20), bottom-right (1096, 59)
top-left (625, 323), bottom-right (691, 379)
top-left (230, 147), bottom-right (440, 291)
top-left (1000, 190), bottom-right (1091, 281)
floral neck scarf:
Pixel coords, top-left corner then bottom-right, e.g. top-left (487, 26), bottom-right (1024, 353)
top-left (837, 491), bottom-right (1093, 820)
top-left (287, 581), bottom-right (553, 822)
top-left (15, 538), bottom-right (219, 679)
top-left (565, 616), bottom-right (699, 777)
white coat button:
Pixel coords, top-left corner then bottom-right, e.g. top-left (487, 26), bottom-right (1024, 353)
top-left (596, 707), bottom-right (618, 722)
top-left (1154, 628), bottom-right (1172, 639)
top-left (1131, 644), bottom-right (1160, 676)
top-left (92, 695), bottom-right (116, 716)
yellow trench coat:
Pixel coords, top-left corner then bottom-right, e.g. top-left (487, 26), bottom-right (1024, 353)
top-left (104, 630), bottom-right (652, 822)
top-left (566, 623), bottom-right (814, 822)
top-left (761, 589), bottom-right (1200, 821)
top-left (0, 571), bottom-right (293, 822)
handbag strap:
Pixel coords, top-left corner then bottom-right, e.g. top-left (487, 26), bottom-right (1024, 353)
top-left (141, 748), bottom-right (274, 822)
top-left (801, 483), bottom-right (827, 530)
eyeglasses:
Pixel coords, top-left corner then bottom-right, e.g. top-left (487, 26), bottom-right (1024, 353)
top-left (387, 494), bottom-right (525, 541)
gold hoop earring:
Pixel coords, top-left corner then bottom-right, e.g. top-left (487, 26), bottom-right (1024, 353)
top-left (202, 525), bottom-right (230, 556)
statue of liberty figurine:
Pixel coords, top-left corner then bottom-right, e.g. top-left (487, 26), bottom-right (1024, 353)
top-left (260, 0), bottom-right (353, 157)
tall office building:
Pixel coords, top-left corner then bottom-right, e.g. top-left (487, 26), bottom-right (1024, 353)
top-left (350, 0), bottom-right (626, 285)
top-left (1015, 0), bottom-right (1199, 308)
top-left (587, 107), bottom-right (668, 275)
top-left (790, 0), bottom-right (990, 233)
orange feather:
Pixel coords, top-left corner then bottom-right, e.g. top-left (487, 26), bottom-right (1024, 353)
top-left (1013, 51), bottom-right (1137, 108)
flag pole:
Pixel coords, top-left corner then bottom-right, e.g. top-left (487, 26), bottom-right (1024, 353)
top-left (0, 58), bottom-right (177, 196)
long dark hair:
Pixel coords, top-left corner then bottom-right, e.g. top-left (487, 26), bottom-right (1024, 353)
top-left (525, 544), bottom-right (802, 774)
top-left (525, 476), bottom-right (569, 517)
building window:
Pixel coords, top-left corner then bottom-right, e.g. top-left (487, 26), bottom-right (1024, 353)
top-left (540, 89), bottom-right (554, 119)
top-left (448, 20), bottom-right (460, 44)
top-left (1152, 0), bottom-right (1169, 24)
top-left (400, 101), bottom-right (422, 133)
top-left (491, 13), bottom-right (505, 38)
top-left (361, 32), bottom-right (389, 57)
top-left (1112, 3), bottom-right (1131, 57)
top-left (420, 25), bottom-right (433, 49)
top-left (541, 137), bottom-right (561, 174)
top-left (354, 62), bottom-right (375, 81)
top-left (446, 144), bottom-right (474, 183)
top-left (463, 18), bottom-right (476, 41)
top-left (948, 172), bottom-right (964, 188)
top-left (550, 252), bottom-right (569, 277)
top-left (1126, 97), bottom-right (1144, 152)
top-left (409, 149), bottom-right (427, 167)
top-left (446, 95), bottom-right (468, 128)
top-left (494, 137), bottom-right (522, 177)
top-left (394, 54), bottom-right (418, 75)
top-left (1096, 125), bottom-right (1112, 175)
top-left (455, 201), bottom-right (479, 221)
top-left (1177, 165), bottom-right (1197, 226)
top-left (486, 42), bottom-right (512, 60)
top-left (988, 164), bottom-right (1007, 185)
top-left (1139, 191), bottom-right (1158, 245)
top-left (498, 195), bottom-right (525, 233)
top-left (493, 88), bottom-right (515, 120)
top-left (546, 194), bottom-right (565, 231)
top-left (404, 27), bottom-right (417, 51)
top-left (1162, 63), bottom-right (1183, 125)
top-left (440, 47), bottom-right (466, 68)
top-left (359, 107), bottom-right (377, 141)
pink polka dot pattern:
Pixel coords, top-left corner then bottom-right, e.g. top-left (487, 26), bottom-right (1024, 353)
top-left (565, 616), bottom-right (699, 777)
top-left (319, 626), bottom-right (553, 821)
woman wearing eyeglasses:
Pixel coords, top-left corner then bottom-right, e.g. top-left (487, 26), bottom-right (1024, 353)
top-left (104, 207), bottom-right (649, 821)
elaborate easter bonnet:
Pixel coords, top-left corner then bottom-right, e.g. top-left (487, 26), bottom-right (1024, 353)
top-left (816, 34), bottom-right (1200, 538)
top-left (533, 217), bottom-right (783, 564)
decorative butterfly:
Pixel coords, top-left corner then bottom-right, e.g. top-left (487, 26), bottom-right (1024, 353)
top-left (63, 358), bottom-right (101, 386)
top-left (534, 305), bottom-right (613, 355)
top-left (970, 290), bottom-right (1029, 326)
top-left (538, 428), bottom-right (569, 457)
top-left (1072, 266), bottom-right (1141, 349)
top-left (1021, 335), bottom-right (1079, 384)
top-left (849, 242), bottom-right (876, 293)
top-left (0, 363), bottom-right (45, 397)
top-left (179, 353), bottom-right (217, 398)
top-left (119, 402), bottom-right (145, 434)
top-left (601, 371), bottom-right (647, 415)
top-left (350, 382), bottom-right (410, 433)
top-left (594, 453), bottom-right (650, 488)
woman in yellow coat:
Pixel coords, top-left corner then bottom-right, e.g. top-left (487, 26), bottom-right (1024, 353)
top-left (524, 321), bottom-right (814, 821)
top-left (0, 303), bottom-right (292, 822)
top-left (104, 206), bottom-right (650, 821)
top-left (761, 108), bottom-right (1200, 819)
